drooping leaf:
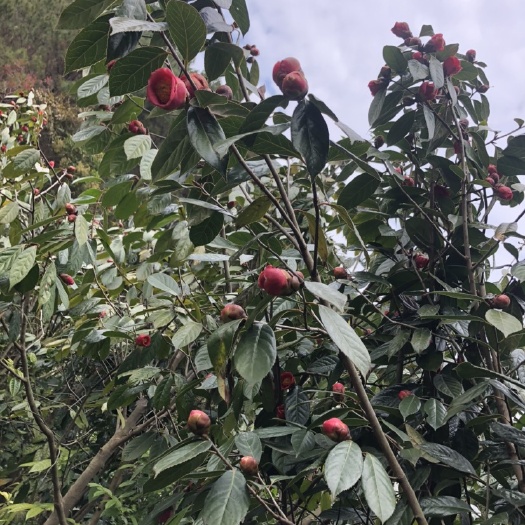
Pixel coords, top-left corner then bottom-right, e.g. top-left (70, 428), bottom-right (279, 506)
top-left (420, 496), bottom-right (471, 517)
top-left (9, 246), bottom-right (37, 289)
top-left (147, 273), bottom-right (181, 297)
top-left (319, 305), bottom-right (371, 377)
top-left (424, 398), bottom-right (447, 430)
top-left (324, 440), bottom-right (363, 498)
top-left (166, 0), bottom-right (206, 63)
top-left (418, 442), bottom-right (476, 475)
top-left (291, 99), bottom-right (329, 177)
top-left (285, 386), bottom-right (310, 426)
top-left (361, 454), bottom-right (396, 523)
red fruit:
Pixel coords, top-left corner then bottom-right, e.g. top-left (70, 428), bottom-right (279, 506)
top-left (187, 409), bottom-right (211, 436)
top-left (21, 125), bottom-right (29, 132)
top-left (33, 189), bottom-right (40, 196)
top-left (374, 135), bottom-right (385, 149)
top-left (443, 56), bottom-right (462, 77)
top-left (419, 81), bottom-right (438, 102)
top-left (398, 389), bottom-right (413, 400)
top-left (128, 120), bottom-right (146, 134)
top-left (281, 71), bottom-right (308, 100)
top-left (272, 57), bottom-right (303, 89)
top-left (492, 294), bottom-right (510, 309)
top-left (321, 418), bottom-right (351, 442)
top-left (65, 203), bottom-right (77, 215)
top-left (404, 36), bottom-right (421, 47)
top-left (412, 51), bottom-right (428, 65)
top-left (180, 72), bottom-right (210, 99)
top-left (424, 33), bottom-right (445, 53)
top-left (48, 160), bottom-right (55, 168)
top-left (333, 267), bottom-right (349, 279)
top-left (488, 164), bottom-right (500, 180)
top-left (280, 372), bottom-right (295, 390)
top-left (67, 165), bottom-right (76, 174)
top-left (477, 84), bottom-right (489, 93)
top-left (379, 66), bottom-right (392, 80)
top-left (391, 22), bottom-right (412, 40)
top-left (67, 214), bottom-right (77, 223)
top-left (368, 79), bottom-right (386, 96)
top-left (250, 47), bottom-right (260, 57)
top-left (403, 176), bottom-right (415, 187)
top-left (59, 273), bottom-right (75, 286)
top-left (157, 508), bottom-right (173, 524)
top-left (258, 266), bottom-right (290, 296)
top-left (215, 85), bottom-right (233, 100)
top-left (227, 200), bottom-right (236, 209)
top-left (414, 254), bottom-right (429, 269)
top-left (465, 49), bottom-right (476, 62)
top-left (220, 304), bottom-right (247, 323)
top-left (239, 456), bottom-right (259, 476)
top-left (106, 59), bottom-right (117, 71)
top-left (135, 334), bottom-right (151, 347)
top-left (486, 176), bottom-right (496, 187)
top-left (495, 184), bottom-right (513, 201)
top-left (276, 404), bottom-right (285, 419)
top-left (0, 145), bottom-right (6, 153)
top-left (147, 68), bottom-right (188, 110)
top-left (332, 382), bottom-right (345, 402)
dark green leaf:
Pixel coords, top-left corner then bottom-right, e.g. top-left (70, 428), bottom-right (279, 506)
top-left (418, 443), bottom-right (476, 475)
top-left (361, 454), bottom-right (396, 522)
top-left (383, 46), bottom-right (407, 74)
top-left (291, 99), bottom-right (329, 177)
top-left (235, 196), bottom-right (272, 227)
top-left (420, 496), bottom-right (471, 517)
top-left (166, 0), bottom-right (206, 63)
top-left (230, 0), bottom-right (249, 35)
top-left (285, 386), bottom-right (310, 426)
top-left (337, 173), bottom-right (380, 210)
top-left (153, 441), bottom-right (212, 476)
top-left (58, 0), bottom-right (115, 29)
top-left (325, 440), bottom-right (363, 498)
top-left (387, 111), bottom-right (415, 146)
top-left (235, 432), bottom-right (262, 461)
top-left (205, 43), bottom-right (244, 81)
top-left (189, 211), bottom-right (224, 247)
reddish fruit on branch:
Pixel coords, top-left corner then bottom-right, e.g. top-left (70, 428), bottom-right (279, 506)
top-left (404, 36), bottom-right (421, 47)
top-left (398, 389), bottom-right (413, 400)
top-left (220, 304), bottom-right (247, 323)
top-left (48, 160), bottom-right (55, 168)
top-left (276, 404), bottom-right (285, 419)
top-left (250, 47), bottom-right (260, 57)
top-left (465, 49), bottom-right (476, 62)
top-left (495, 184), bottom-right (513, 201)
top-left (281, 71), bottom-right (309, 100)
top-left (67, 165), bottom-right (76, 174)
top-left (258, 266), bottom-right (303, 296)
top-left (135, 334), bottom-right (151, 347)
top-left (424, 33), bottom-right (445, 53)
top-left (486, 176), bottom-right (497, 187)
top-left (227, 200), bottom-right (236, 209)
top-left (128, 120), bottom-right (147, 134)
top-left (403, 176), bottom-right (415, 187)
top-left (321, 418), bottom-right (351, 442)
top-left (391, 22), bottom-right (412, 39)
top-left (21, 125), bottom-right (29, 132)
top-left (33, 189), bottom-right (40, 196)
top-left (239, 456), bottom-right (259, 476)
top-left (106, 59), bottom-right (117, 71)
top-left (478, 84), bottom-right (490, 93)
top-left (0, 145), bottom-right (6, 153)
top-left (272, 57), bottom-right (303, 89)
top-left (147, 68), bottom-right (188, 110)
top-left (180, 72), bottom-right (210, 99)
top-left (333, 267), bottom-right (349, 279)
top-left (67, 214), bottom-right (77, 223)
top-left (368, 79), bottom-right (387, 96)
top-left (492, 294), bottom-right (510, 309)
top-left (187, 409), bottom-right (211, 436)
top-left (412, 51), bottom-right (428, 65)
top-left (419, 81), bottom-right (438, 102)
top-left (215, 85), bottom-right (233, 100)
top-left (414, 254), bottom-right (429, 269)
top-left (59, 273), bottom-right (75, 286)
top-left (488, 164), bottom-right (500, 182)
top-left (332, 382), bottom-right (345, 402)
top-left (280, 371), bottom-right (295, 390)
top-left (374, 135), bottom-right (385, 149)
top-left (443, 56), bottom-right (462, 77)
top-left (65, 203), bottom-right (77, 215)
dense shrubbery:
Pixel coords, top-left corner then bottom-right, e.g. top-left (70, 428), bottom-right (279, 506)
top-left (2, 2), bottom-right (525, 525)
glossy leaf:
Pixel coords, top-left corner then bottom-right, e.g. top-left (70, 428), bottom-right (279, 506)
top-left (325, 440), bottom-right (363, 498)
top-left (361, 454), bottom-right (396, 523)
top-left (166, 0), bottom-right (206, 63)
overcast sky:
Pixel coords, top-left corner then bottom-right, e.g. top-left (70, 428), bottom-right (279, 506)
top-left (247, 0), bottom-right (525, 138)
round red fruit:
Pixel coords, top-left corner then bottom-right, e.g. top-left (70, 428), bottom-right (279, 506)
top-left (187, 409), bottom-right (211, 436)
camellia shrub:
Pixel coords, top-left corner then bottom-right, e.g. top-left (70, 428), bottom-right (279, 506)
top-left (2, 2), bottom-right (525, 525)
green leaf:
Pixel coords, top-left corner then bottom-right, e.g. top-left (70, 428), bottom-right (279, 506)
top-left (408, 59), bottom-right (429, 81)
top-left (187, 107), bottom-right (228, 175)
top-left (109, 17), bottom-right (167, 34)
top-left (74, 215), bottom-right (89, 246)
top-left (124, 135), bottom-right (151, 159)
top-left (291, 99), bottom-right (329, 177)
top-left (285, 386), bottom-right (310, 426)
top-left (235, 197), bottom-right (272, 228)
top-left (152, 376), bottom-right (174, 410)
top-left (291, 429), bottom-right (316, 456)
top-left (199, 470), bottom-right (250, 525)
top-left (147, 273), bottom-right (181, 296)
top-left (433, 374), bottom-right (463, 398)
top-left (72, 125), bottom-right (107, 143)
top-left (424, 398), bottom-right (447, 430)
top-left (109, 46), bottom-right (167, 96)
top-left (153, 441), bottom-right (212, 476)
top-left (420, 496), bottom-right (471, 517)
top-left (9, 246), bottom-right (37, 289)
top-left (65, 14), bottom-right (111, 73)
top-left (387, 111), bottom-right (415, 146)
top-left (411, 328), bottom-right (432, 354)
top-left (337, 173), bottom-right (380, 210)
top-left (361, 454), bottom-right (396, 523)
top-left (122, 432), bottom-right (158, 461)
top-left (428, 55), bottom-right (444, 88)
top-left (368, 89), bottom-right (387, 127)
top-left (418, 443), bottom-right (476, 475)
top-left (383, 46), bottom-right (407, 74)
top-left (166, 0), bottom-right (206, 63)
top-left (304, 281), bottom-right (346, 312)
top-left (422, 104), bottom-right (435, 140)
top-left (171, 321), bottom-right (202, 349)
top-left (11, 149), bottom-right (41, 174)
top-left (399, 395), bottom-right (420, 419)
top-left (189, 212), bottom-right (224, 247)
top-left (205, 43), bottom-right (244, 81)
top-left (486, 310), bottom-right (523, 338)
top-left (324, 440), bottom-right (363, 498)
top-left (319, 305), bottom-right (371, 377)
top-left (230, 0), bottom-right (249, 35)
top-left (235, 432), bottom-right (262, 461)
top-left (239, 95), bottom-right (288, 136)
top-left (0, 202), bottom-right (20, 224)
top-left (234, 322), bottom-right (276, 384)
top-left (58, 0), bottom-right (115, 29)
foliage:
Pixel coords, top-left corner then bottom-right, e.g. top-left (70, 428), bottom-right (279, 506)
top-left (1, 3), bottom-right (525, 525)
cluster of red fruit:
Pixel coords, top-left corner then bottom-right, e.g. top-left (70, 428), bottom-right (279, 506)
top-left (485, 164), bottom-right (513, 201)
top-left (243, 43), bottom-right (260, 63)
top-left (135, 334), bottom-right (151, 347)
top-left (272, 57), bottom-right (309, 100)
top-left (128, 120), bottom-right (147, 135)
top-left (258, 265), bottom-right (303, 296)
top-left (146, 68), bottom-right (233, 111)
top-left (65, 202), bottom-right (78, 223)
